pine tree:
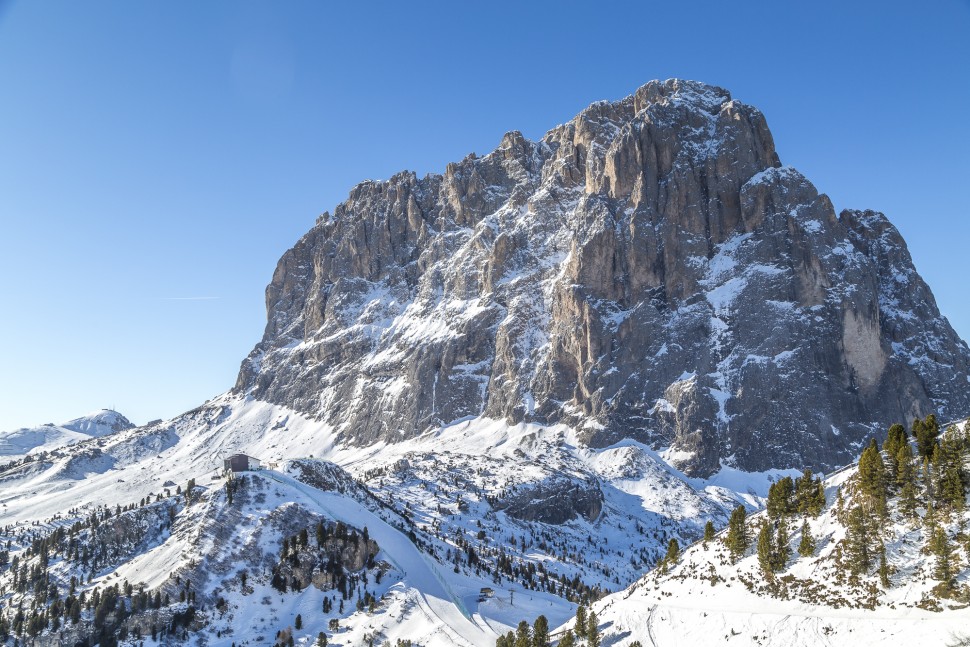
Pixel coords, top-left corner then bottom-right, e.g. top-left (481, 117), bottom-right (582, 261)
top-left (896, 444), bottom-right (918, 519)
top-left (914, 415), bottom-right (940, 461)
top-left (797, 520), bottom-right (815, 557)
top-left (924, 457), bottom-right (938, 501)
top-left (587, 611), bottom-right (601, 647)
top-left (878, 543), bottom-right (890, 588)
top-left (574, 604), bottom-right (587, 637)
top-left (773, 521), bottom-right (790, 571)
top-left (757, 523), bottom-right (775, 574)
top-left (809, 480), bottom-right (825, 517)
top-left (844, 505), bottom-right (873, 575)
top-left (703, 520), bottom-right (715, 544)
top-left (557, 631), bottom-right (575, 647)
top-left (930, 525), bottom-right (956, 593)
top-left (936, 432), bottom-right (966, 511)
top-left (794, 469), bottom-right (825, 517)
top-left (532, 615), bottom-right (549, 647)
top-left (662, 538), bottom-right (679, 568)
top-left (883, 423), bottom-right (907, 464)
top-left (514, 620), bottom-right (531, 647)
top-left (725, 505), bottom-right (749, 561)
top-left (882, 423), bottom-right (907, 483)
top-left (767, 477), bottom-right (795, 519)
top-left (858, 438), bottom-right (888, 516)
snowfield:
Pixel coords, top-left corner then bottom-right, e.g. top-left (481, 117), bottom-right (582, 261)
top-left (0, 395), bottom-right (768, 645)
top-left (1, 400), bottom-right (967, 646)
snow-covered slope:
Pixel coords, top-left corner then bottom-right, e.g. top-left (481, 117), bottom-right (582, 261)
top-left (584, 422), bottom-right (970, 646)
top-left (0, 449), bottom-right (581, 646)
top-left (0, 395), bottom-right (761, 583)
top-left (0, 409), bottom-right (133, 463)
top-left (3, 78), bottom-right (969, 647)
top-left (0, 394), bottom-right (781, 645)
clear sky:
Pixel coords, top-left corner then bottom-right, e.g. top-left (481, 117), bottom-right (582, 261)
top-left (1, 1), bottom-right (968, 430)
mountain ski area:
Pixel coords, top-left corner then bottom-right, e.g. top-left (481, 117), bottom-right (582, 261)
top-left (2, 80), bottom-right (969, 647)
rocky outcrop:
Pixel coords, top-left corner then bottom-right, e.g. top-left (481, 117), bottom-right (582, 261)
top-left (493, 476), bottom-right (604, 525)
top-left (234, 79), bottom-right (970, 477)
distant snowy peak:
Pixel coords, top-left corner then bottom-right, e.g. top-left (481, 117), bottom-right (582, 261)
top-left (0, 408), bottom-right (134, 461)
top-left (234, 78), bottom-right (970, 477)
top-left (61, 408), bottom-right (135, 436)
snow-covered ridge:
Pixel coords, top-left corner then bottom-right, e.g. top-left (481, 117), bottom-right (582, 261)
top-left (585, 421), bottom-right (970, 646)
top-left (0, 394), bottom-right (792, 645)
top-left (0, 408), bottom-right (133, 462)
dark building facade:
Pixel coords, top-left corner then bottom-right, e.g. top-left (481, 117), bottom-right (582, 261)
top-left (224, 453), bottom-right (260, 472)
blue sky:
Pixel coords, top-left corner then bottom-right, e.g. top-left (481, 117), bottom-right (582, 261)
top-left (1, 1), bottom-right (968, 430)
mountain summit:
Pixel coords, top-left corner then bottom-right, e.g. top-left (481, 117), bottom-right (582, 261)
top-left (234, 79), bottom-right (970, 477)
top-left (0, 409), bottom-right (134, 461)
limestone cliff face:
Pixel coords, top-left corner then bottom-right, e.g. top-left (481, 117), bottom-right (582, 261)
top-left (234, 79), bottom-right (970, 477)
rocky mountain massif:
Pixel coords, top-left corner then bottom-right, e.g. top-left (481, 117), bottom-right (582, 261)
top-left (235, 79), bottom-right (970, 477)
top-left (1, 80), bottom-right (969, 647)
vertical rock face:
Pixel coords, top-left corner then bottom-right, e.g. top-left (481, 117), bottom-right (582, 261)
top-left (234, 79), bottom-right (970, 477)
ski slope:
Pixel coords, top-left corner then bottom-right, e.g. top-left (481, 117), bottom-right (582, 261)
top-left (265, 470), bottom-right (496, 647)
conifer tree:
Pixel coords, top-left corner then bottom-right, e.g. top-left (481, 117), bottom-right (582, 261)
top-left (757, 523), bottom-right (775, 575)
top-left (767, 477), bottom-right (795, 519)
top-left (936, 432), bottom-right (966, 511)
top-left (811, 480), bottom-right (826, 516)
top-left (514, 620), bottom-right (531, 647)
top-left (557, 631), bottom-right (575, 647)
top-left (914, 414), bottom-right (940, 461)
top-left (574, 605), bottom-right (587, 638)
top-left (586, 611), bottom-right (600, 647)
top-left (794, 469), bottom-right (825, 516)
top-left (844, 505), bottom-right (873, 575)
top-left (725, 505), bottom-right (749, 560)
top-left (930, 525), bottom-right (956, 593)
top-left (895, 444), bottom-right (918, 519)
top-left (773, 521), bottom-right (790, 571)
top-left (924, 457), bottom-right (938, 501)
top-left (662, 538), bottom-right (679, 568)
top-left (532, 615), bottom-right (549, 647)
top-left (878, 543), bottom-right (890, 588)
top-left (797, 520), bottom-right (815, 557)
top-left (883, 423), bottom-right (907, 463)
top-left (703, 520), bottom-right (715, 544)
top-left (858, 439), bottom-right (888, 517)
top-left (858, 439), bottom-right (886, 494)
top-left (496, 632), bottom-right (515, 647)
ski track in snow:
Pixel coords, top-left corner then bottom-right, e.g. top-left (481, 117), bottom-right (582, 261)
top-left (265, 471), bottom-right (494, 647)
